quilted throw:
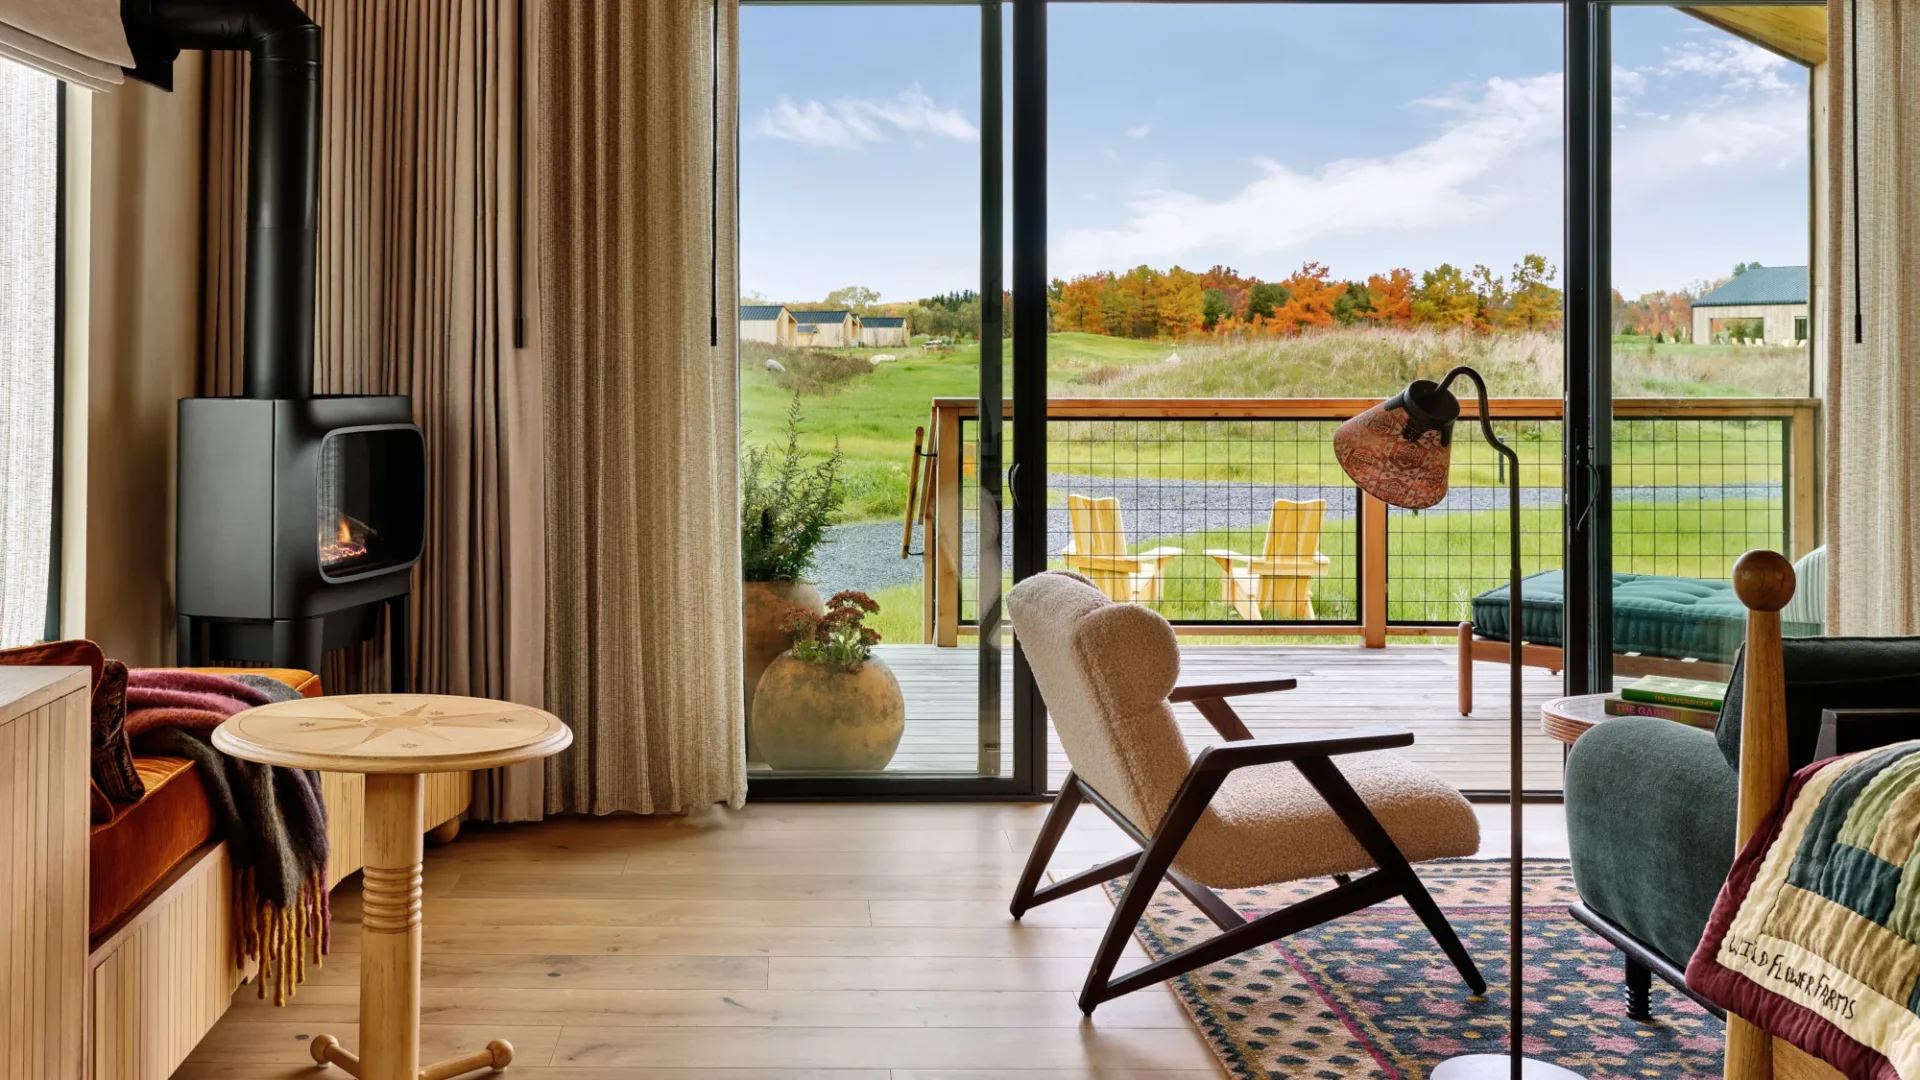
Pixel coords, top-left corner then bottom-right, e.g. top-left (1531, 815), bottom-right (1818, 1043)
top-left (1687, 742), bottom-right (1920, 1080)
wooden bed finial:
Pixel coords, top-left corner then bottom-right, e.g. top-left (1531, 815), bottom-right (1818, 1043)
top-left (1733, 550), bottom-right (1795, 613)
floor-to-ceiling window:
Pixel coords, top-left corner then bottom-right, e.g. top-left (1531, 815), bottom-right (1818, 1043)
top-left (0, 59), bottom-right (60, 648)
top-left (735, 1), bottom-right (1830, 797)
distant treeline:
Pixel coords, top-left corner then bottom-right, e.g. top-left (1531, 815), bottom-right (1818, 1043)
top-left (1047, 257), bottom-right (1563, 341)
top-left (759, 258), bottom-right (1757, 345)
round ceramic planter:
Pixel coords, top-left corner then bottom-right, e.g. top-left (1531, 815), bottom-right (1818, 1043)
top-left (750, 653), bottom-right (906, 772)
top-left (742, 581), bottom-right (824, 741)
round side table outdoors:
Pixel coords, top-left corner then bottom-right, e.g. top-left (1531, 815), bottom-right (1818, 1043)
top-left (1539, 693), bottom-right (1617, 746)
top-left (213, 694), bottom-right (571, 1080)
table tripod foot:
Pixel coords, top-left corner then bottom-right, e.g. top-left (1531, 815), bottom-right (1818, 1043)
top-left (419, 1038), bottom-right (513, 1080)
top-left (309, 1034), bottom-right (363, 1076)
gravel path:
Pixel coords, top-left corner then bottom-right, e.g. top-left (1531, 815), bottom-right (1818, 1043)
top-left (806, 474), bottom-right (1783, 598)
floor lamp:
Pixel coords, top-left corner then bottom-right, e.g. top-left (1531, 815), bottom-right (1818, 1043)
top-left (1332, 368), bottom-right (1583, 1080)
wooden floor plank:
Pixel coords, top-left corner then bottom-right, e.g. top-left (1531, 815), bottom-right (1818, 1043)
top-left (181, 799), bottom-right (1572, 1077)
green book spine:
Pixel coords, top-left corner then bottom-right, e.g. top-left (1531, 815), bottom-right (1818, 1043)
top-left (1619, 678), bottom-right (1725, 712)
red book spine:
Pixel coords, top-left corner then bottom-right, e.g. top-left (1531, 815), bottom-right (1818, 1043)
top-left (1602, 696), bottom-right (1719, 728)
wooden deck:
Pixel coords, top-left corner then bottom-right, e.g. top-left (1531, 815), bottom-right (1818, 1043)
top-left (751, 643), bottom-right (1568, 794)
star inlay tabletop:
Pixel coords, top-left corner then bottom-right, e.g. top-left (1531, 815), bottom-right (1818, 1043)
top-left (213, 693), bottom-right (571, 774)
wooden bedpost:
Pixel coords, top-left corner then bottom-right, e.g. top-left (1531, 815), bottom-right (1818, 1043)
top-left (1725, 549), bottom-right (1795, 1080)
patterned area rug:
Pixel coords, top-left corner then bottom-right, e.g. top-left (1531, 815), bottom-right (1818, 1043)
top-left (1106, 860), bottom-right (1724, 1080)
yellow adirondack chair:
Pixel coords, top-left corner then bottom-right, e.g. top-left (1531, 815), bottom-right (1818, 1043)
top-left (1205, 499), bottom-right (1332, 620)
top-left (1059, 494), bottom-right (1183, 605)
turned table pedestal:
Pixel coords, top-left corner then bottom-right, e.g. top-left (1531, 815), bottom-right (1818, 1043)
top-left (213, 694), bottom-right (571, 1080)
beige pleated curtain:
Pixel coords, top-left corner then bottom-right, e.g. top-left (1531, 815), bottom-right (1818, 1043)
top-left (201, 0), bottom-right (551, 818)
top-left (1825, 0), bottom-right (1920, 635)
top-left (537, 0), bottom-right (746, 814)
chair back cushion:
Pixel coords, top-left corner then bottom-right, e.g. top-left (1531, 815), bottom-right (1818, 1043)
top-left (1262, 499), bottom-right (1327, 560)
top-left (1716, 635), bottom-right (1920, 771)
top-left (1066, 494), bottom-right (1129, 559)
top-left (1008, 571), bottom-right (1190, 830)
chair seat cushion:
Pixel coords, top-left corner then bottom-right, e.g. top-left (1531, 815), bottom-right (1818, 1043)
top-left (1171, 750), bottom-right (1481, 890)
top-left (1472, 571), bottom-right (1821, 663)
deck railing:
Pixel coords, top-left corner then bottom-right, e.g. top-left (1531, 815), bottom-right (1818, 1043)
top-left (912, 396), bottom-right (1821, 646)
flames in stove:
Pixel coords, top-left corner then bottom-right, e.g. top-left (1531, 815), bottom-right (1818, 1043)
top-left (319, 512), bottom-right (376, 569)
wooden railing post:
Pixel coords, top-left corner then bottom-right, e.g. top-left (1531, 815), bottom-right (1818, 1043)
top-left (1789, 403), bottom-right (1820, 560)
top-left (932, 403), bottom-right (964, 648)
top-left (1361, 493), bottom-right (1388, 648)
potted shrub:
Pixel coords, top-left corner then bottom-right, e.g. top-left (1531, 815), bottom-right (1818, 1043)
top-left (741, 394), bottom-right (844, 741)
top-left (751, 591), bottom-right (905, 772)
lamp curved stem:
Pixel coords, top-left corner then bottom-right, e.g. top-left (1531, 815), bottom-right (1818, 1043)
top-left (1440, 364), bottom-right (1527, 1078)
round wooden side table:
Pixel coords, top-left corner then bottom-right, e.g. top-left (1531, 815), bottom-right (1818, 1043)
top-left (1539, 693), bottom-right (1616, 746)
top-left (213, 694), bottom-right (571, 1080)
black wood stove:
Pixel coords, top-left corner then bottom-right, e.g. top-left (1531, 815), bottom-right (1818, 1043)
top-left (133, 1), bottom-right (425, 682)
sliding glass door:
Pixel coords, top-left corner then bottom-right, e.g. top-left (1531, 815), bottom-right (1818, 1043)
top-left (1568, 1), bottom-right (1827, 692)
top-left (739, 2), bottom-right (1032, 794)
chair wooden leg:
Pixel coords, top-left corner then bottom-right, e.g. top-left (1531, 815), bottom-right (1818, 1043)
top-left (1294, 758), bottom-right (1487, 995)
top-left (1011, 775), bottom-right (1084, 918)
top-left (1457, 622), bottom-right (1475, 716)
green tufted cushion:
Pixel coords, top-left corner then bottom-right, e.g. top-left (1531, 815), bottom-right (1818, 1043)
top-left (1472, 571), bottom-right (1820, 663)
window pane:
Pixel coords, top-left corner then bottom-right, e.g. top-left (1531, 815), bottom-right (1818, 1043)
top-left (738, 4), bottom-right (996, 779)
top-left (0, 59), bottom-right (57, 648)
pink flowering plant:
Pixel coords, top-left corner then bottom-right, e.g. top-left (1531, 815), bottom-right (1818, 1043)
top-left (782, 591), bottom-right (882, 671)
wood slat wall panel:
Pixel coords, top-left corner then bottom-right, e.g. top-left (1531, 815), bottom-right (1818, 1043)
top-left (90, 845), bottom-right (242, 1080)
top-left (0, 669), bottom-right (89, 1080)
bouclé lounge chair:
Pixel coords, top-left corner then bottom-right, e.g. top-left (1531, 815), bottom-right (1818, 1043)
top-left (1006, 570), bottom-right (1486, 1014)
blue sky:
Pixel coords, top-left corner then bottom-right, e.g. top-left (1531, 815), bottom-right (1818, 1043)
top-left (740, 4), bottom-right (1811, 305)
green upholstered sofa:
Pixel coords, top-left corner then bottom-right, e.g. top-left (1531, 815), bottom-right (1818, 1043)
top-left (1565, 635), bottom-right (1920, 1019)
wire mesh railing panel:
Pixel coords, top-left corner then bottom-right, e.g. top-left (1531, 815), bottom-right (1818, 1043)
top-left (959, 416), bottom-right (1360, 625)
top-left (933, 400), bottom-right (1814, 641)
top-left (1384, 419), bottom-right (1564, 625)
top-left (1611, 417), bottom-right (1788, 580)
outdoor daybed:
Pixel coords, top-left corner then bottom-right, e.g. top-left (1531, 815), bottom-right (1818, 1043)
top-left (1456, 559), bottom-right (1824, 715)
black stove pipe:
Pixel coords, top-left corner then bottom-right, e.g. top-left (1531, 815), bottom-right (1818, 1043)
top-left (124, 0), bottom-right (320, 400)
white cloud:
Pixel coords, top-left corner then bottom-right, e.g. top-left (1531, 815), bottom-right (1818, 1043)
top-left (1613, 91), bottom-right (1805, 187)
top-left (1125, 123), bottom-right (1152, 139)
top-left (756, 86), bottom-right (977, 149)
top-left (1660, 40), bottom-right (1794, 95)
top-left (1054, 74), bottom-right (1564, 274)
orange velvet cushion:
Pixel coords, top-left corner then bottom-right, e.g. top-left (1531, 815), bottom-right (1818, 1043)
top-left (88, 755), bottom-right (215, 940)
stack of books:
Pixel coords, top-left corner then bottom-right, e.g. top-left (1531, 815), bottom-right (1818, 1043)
top-left (1603, 675), bottom-right (1726, 729)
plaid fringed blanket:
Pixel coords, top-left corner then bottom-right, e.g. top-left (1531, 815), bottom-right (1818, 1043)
top-left (129, 670), bottom-right (331, 1004)
top-left (1687, 741), bottom-right (1920, 1080)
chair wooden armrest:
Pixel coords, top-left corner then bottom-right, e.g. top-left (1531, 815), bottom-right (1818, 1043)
top-left (1191, 726), bottom-right (1414, 775)
top-left (1202, 548), bottom-right (1249, 566)
top-left (1070, 551), bottom-right (1181, 574)
top-left (1169, 677), bottom-right (1298, 703)
top-left (1246, 554), bottom-right (1332, 575)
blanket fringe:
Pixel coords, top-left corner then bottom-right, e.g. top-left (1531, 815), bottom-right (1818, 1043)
top-left (231, 866), bottom-right (332, 1005)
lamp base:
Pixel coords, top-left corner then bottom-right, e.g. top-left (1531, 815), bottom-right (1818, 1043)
top-left (1430, 1055), bottom-right (1585, 1080)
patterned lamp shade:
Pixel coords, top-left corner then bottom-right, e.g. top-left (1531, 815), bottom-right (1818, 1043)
top-left (1332, 380), bottom-right (1461, 511)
